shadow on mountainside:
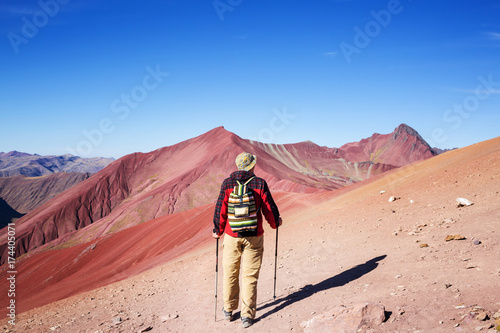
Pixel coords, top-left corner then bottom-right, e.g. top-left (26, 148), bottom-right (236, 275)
top-left (256, 255), bottom-right (387, 322)
top-left (0, 198), bottom-right (24, 229)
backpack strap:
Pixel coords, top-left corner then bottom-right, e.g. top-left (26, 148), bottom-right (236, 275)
top-left (243, 176), bottom-right (255, 186)
top-left (234, 177), bottom-right (255, 196)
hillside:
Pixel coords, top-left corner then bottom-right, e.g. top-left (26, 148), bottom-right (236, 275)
top-left (0, 173), bottom-right (92, 227)
top-left (0, 124), bottom-right (435, 264)
top-left (0, 135), bottom-right (498, 332)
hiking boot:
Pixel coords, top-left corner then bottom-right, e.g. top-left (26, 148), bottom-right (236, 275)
top-left (241, 317), bottom-right (253, 328)
top-left (222, 308), bottom-right (233, 321)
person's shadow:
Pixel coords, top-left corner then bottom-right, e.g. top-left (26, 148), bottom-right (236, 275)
top-left (255, 254), bottom-right (387, 322)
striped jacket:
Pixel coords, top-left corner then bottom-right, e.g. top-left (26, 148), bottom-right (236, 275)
top-left (213, 170), bottom-right (280, 237)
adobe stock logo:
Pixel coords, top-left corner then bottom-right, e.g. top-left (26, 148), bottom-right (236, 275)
top-left (429, 74), bottom-right (500, 146)
top-left (7, 0), bottom-right (70, 54)
top-left (248, 107), bottom-right (296, 143)
top-left (65, 65), bottom-right (168, 157)
top-left (213, 0), bottom-right (243, 21)
top-left (339, 0), bottom-right (407, 63)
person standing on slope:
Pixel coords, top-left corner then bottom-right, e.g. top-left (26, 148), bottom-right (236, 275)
top-left (213, 152), bottom-right (282, 328)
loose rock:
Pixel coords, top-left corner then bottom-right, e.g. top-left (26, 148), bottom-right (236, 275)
top-left (161, 314), bottom-right (179, 322)
top-left (389, 196), bottom-right (400, 202)
top-left (301, 303), bottom-right (386, 333)
top-left (476, 312), bottom-right (489, 321)
top-left (456, 197), bottom-right (473, 207)
top-left (446, 235), bottom-right (466, 241)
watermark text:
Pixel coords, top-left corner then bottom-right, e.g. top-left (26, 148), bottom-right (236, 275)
top-left (6, 222), bottom-right (17, 326)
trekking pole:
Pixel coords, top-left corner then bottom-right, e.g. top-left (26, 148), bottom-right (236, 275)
top-left (273, 223), bottom-right (279, 300)
top-left (215, 238), bottom-right (219, 321)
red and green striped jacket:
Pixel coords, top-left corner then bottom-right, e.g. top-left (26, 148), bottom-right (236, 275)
top-left (213, 170), bottom-right (280, 237)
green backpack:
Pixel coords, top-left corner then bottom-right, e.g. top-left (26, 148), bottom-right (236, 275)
top-left (228, 177), bottom-right (258, 232)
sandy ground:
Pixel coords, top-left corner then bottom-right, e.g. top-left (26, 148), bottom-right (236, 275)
top-left (2, 137), bottom-right (499, 333)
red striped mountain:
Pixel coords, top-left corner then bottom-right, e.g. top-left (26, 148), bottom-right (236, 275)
top-left (0, 124), bottom-right (435, 264)
top-left (337, 124), bottom-right (437, 166)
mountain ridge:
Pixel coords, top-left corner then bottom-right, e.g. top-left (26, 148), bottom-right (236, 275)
top-left (0, 124), bottom-right (437, 264)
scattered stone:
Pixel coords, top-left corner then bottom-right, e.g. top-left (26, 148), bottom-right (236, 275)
top-left (419, 243), bottom-right (429, 248)
top-left (445, 284), bottom-right (453, 289)
top-left (462, 312), bottom-right (478, 324)
top-left (139, 326), bottom-right (153, 332)
top-left (466, 264), bottom-right (478, 269)
top-left (456, 198), bottom-right (473, 207)
top-left (475, 324), bottom-right (494, 331)
top-left (380, 191), bottom-right (386, 194)
top-left (473, 239), bottom-right (482, 245)
top-left (493, 311), bottom-right (500, 320)
top-left (112, 317), bottom-right (122, 325)
top-left (301, 303), bottom-right (386, 333)
top-left (160, 314), bottom-right (179, 322)
top-left (395, 274), bottom-right (402, 279)
top-left (446, 235), bottom-right (466, 241)
top-left (389, 196), bottom-right (400, 202)
top-left (476, 312), bottom-right (489, 321)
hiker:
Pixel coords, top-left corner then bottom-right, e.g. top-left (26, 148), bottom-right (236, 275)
top-left (213, 152), bottom-right (282, 328)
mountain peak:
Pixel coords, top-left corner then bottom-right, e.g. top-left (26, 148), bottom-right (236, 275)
top-left (392, 124), bottom-right (430, 147)
top-left (193, 126), bottom-right (240, 143)
top-left (393, 123), bottom-right (419, 137)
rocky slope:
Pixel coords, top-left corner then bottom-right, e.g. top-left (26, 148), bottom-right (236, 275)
top-left (0, 151), bottom-right (114, 177)
top-left (0, 124), bottom-right (435, 264)
top-left (0, 135), bottom-right (498, 332)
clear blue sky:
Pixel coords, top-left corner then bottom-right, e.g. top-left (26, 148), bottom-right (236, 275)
top-left (1, 0), bottom-right (499, 158)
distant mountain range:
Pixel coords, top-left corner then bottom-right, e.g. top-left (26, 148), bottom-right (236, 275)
top-left (0, 151), bottom-right (114, 177)
top-left (0, 124), bottom-right (442, 264)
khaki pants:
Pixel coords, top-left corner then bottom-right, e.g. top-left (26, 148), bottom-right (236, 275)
top-left (223, 235), bottom-right (264, 319)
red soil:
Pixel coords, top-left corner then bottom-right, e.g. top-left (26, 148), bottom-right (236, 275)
top-left (1, 136), bottom-right (498, 333)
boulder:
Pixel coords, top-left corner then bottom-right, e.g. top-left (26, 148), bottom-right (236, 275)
top-left (301, 303), bottom-right (386, 333)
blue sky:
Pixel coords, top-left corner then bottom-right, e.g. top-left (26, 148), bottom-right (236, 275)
top-left (0, 0), bottom-right (499, 158)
